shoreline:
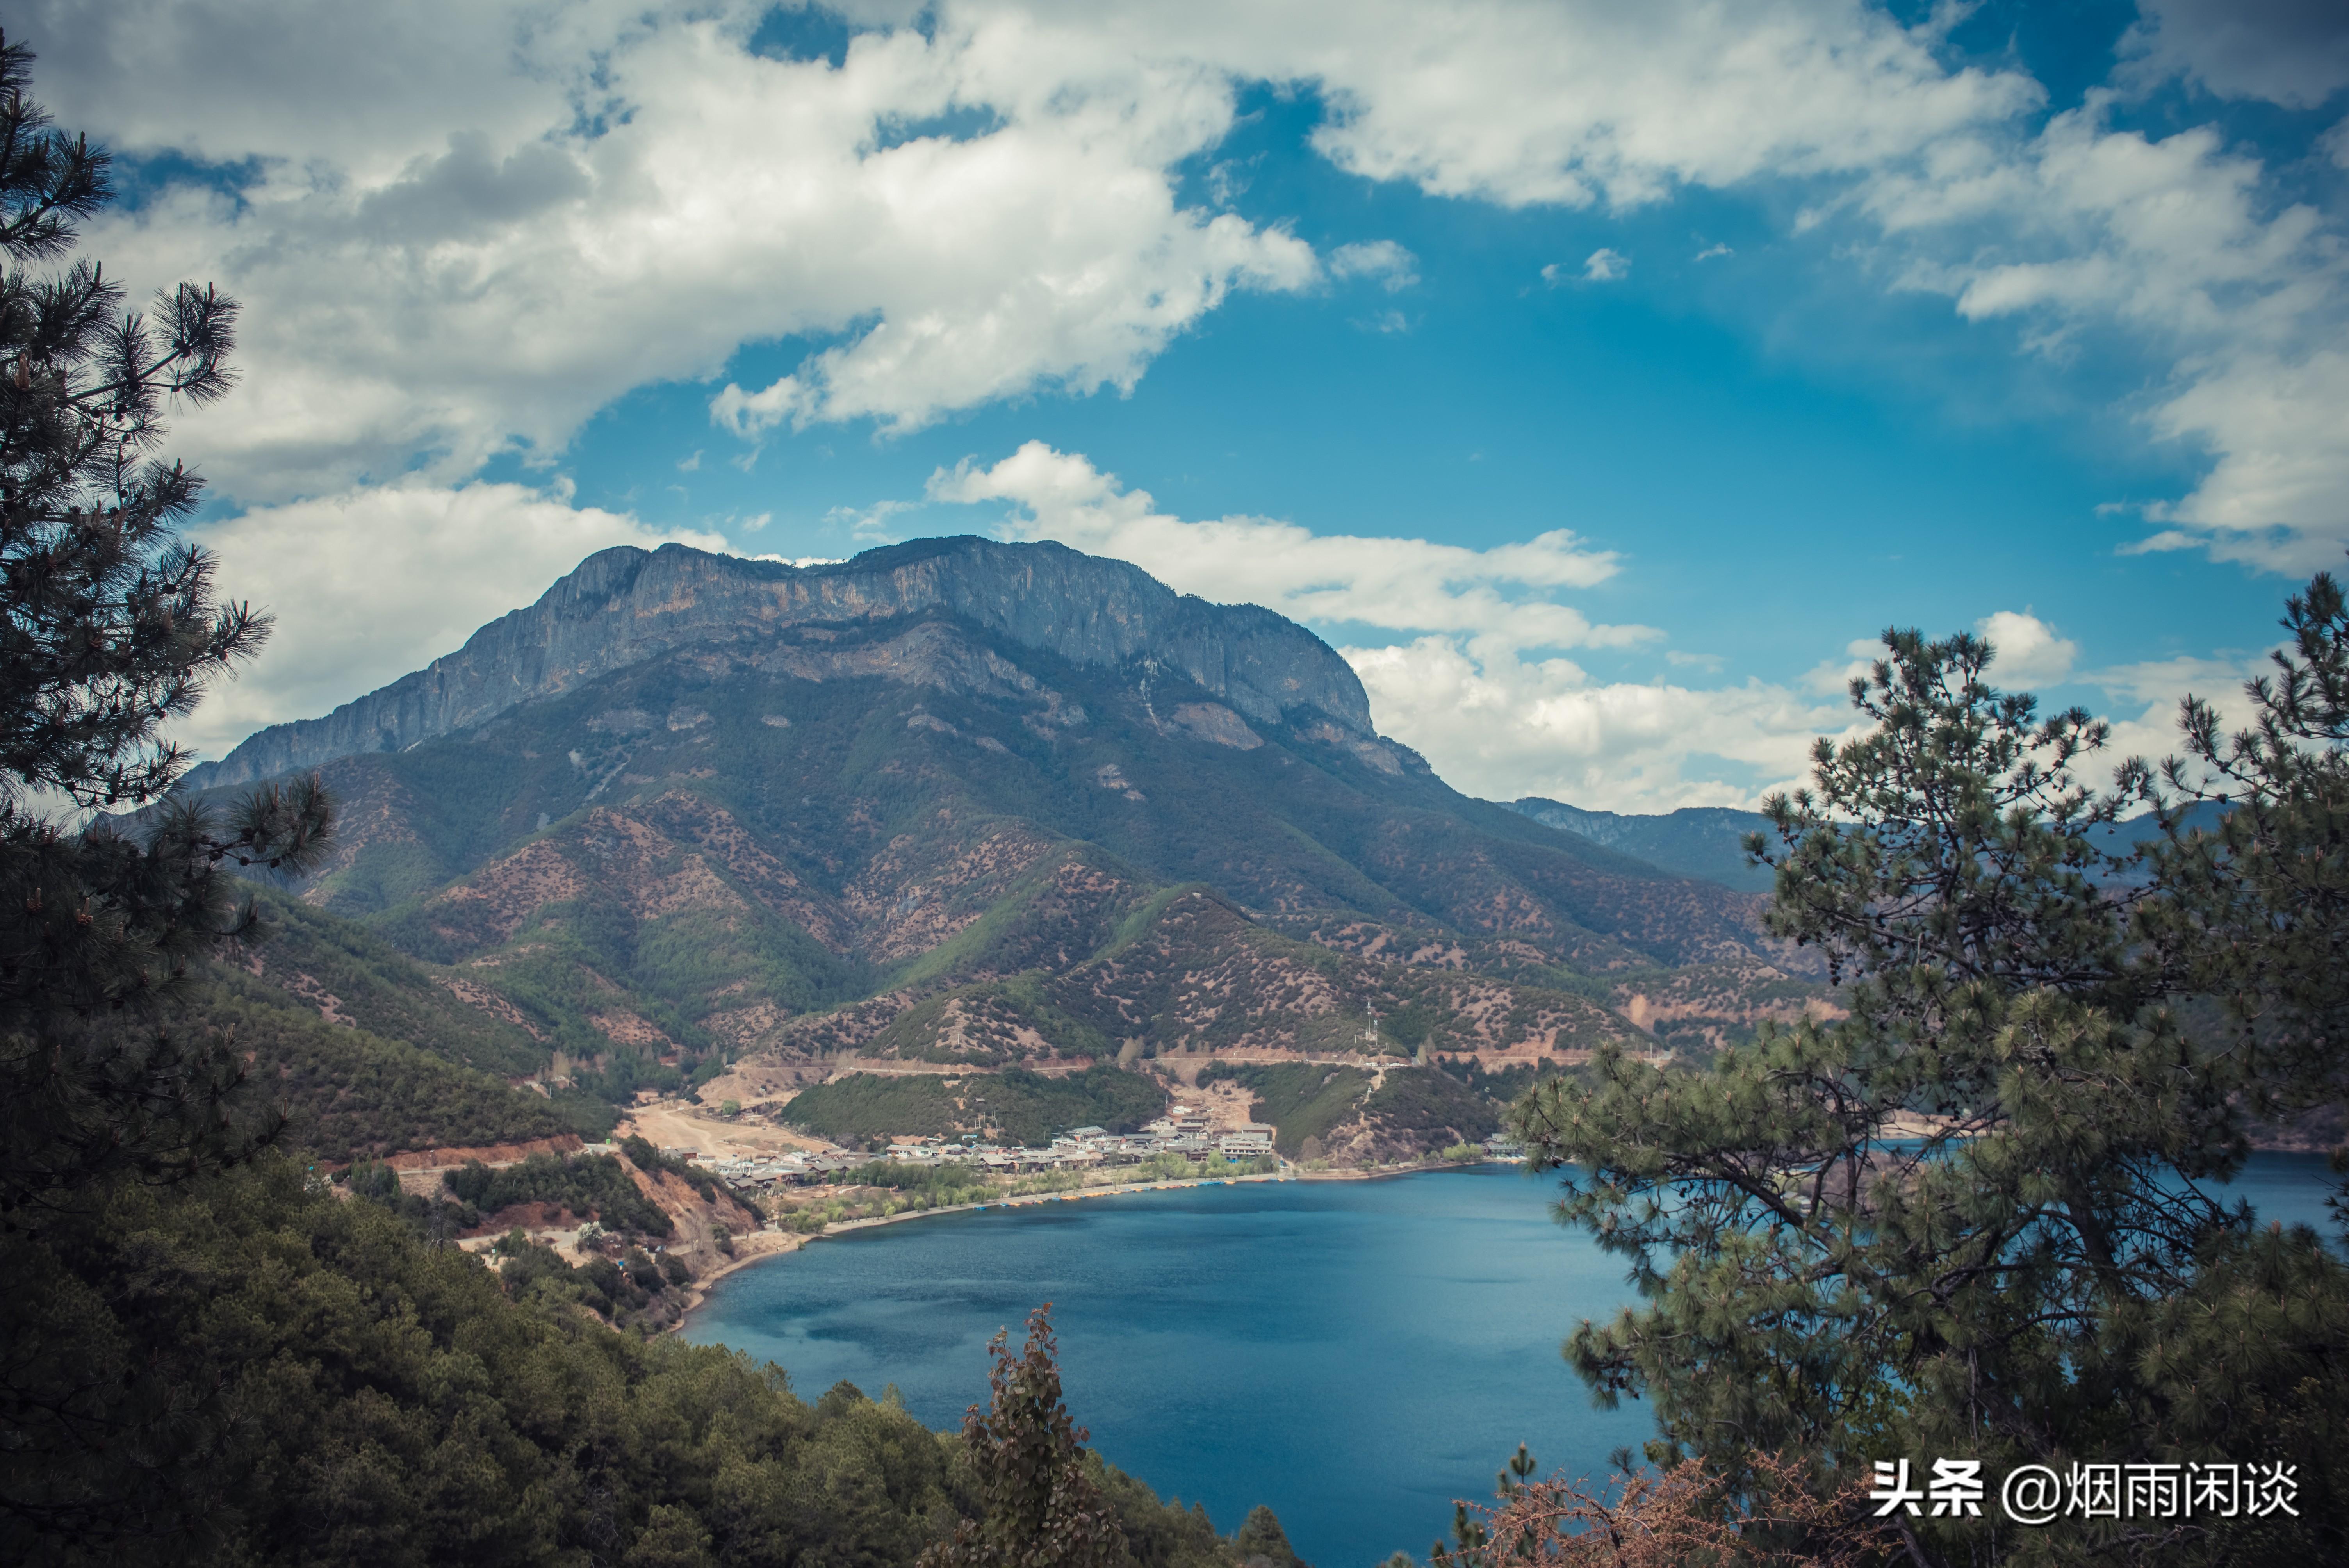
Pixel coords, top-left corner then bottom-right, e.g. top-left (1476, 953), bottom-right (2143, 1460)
top-left (674, 1160), bottom-right (1514, 1329)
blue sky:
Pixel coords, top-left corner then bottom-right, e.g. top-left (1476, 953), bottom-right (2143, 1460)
top-left (31, 0), bottom-right (2349, 808)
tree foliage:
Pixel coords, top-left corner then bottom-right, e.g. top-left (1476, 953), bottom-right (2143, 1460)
top-left (1513, 586), bottom-right (2349, 1566)
top-left (1431, 1446), bottom-right (1891, 1568)
top-left (923, 1306), bottom-right (1128, 1568)
top-left (2138, 566), bottom-right (2349, 1137)
top-left (0, 28), bottom-right (330, 1213)
top-left (0, 1153), bottom-right (1300, 1565)
top-left (443, 1149), bottom-right (674, 1237)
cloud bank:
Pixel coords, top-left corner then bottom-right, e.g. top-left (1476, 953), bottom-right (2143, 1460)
top-left (931, 441), bottom-right (1637, 653)
top-left (36, 0), bottom-right (2347, 570)
top-left (21, 0), bottom-right (2339, 804)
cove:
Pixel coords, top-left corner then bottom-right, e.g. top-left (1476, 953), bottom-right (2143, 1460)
top-left (686, 1167), bottom-right (1641, 1567)
top-left (682, 1157), bottom-right (2342, 1568)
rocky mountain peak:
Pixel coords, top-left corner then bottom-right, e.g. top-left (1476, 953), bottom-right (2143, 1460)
top-left (184, 536), bottom-right (1377, 791)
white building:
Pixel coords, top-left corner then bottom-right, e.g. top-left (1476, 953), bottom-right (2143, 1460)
top-left (1216, 1126), bottom-right (1274, 1156)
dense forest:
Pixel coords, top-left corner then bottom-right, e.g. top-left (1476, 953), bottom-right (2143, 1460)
top-left (193, 973), bottom-right (579, 1160)
top-left (4, 1158), bottom-right (1301, 1567)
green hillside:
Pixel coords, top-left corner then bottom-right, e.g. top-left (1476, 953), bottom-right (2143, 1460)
top-left (187, 887), bottom-right (604, 1160)
top-left (781, 1066), bottom-right (1167, 1147)
top-left (1193, 1059), bottom-right (1549, 1158)
top-left (8, 1155), bottom-right (1303, 1566)
top-left (190, 972), bottom-right (577, 1162)
top-left (235, 886), bottom-right (549, 1077)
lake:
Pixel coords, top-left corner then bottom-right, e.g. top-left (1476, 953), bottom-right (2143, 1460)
top-left (682, 1156), bottom-right (2341, 1568)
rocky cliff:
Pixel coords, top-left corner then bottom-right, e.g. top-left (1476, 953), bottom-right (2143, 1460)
top-left (186, 536), bottom-right (1378, 791)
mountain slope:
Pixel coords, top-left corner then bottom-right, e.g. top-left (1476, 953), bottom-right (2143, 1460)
top-left (1505, 797), bottom-right (1776, 892)
top-left (159, 538), bottom-right (1822, 1157)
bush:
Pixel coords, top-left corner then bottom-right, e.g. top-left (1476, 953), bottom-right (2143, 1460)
top-left (444, 1151), bottom-right (673, 1237)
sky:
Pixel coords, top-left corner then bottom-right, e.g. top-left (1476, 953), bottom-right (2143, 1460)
top-left (25, 0), bottom-right (2349, 812)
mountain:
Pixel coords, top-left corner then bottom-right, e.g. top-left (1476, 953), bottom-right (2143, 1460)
top-left (1507, 797), bottom-right (2239, 896)
top-left (164, 537), bottom-right (1827, 1158)
top-left (1504, 798), bottom-right (1776, 892)
top-left (185, 536), bottom-right (1376, 792)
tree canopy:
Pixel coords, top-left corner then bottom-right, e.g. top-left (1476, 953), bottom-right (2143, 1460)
top-left (0, 27), bottom-right (331, 1213)
top-left (1514, 569), bottom-right (2349, 1565)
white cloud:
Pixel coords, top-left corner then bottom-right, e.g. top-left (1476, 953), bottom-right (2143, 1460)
top-left (824, 497), bottom-right (921, 543)
top-left (1536, 252), bottom-right (1631, 285)
top-left (1694, 242), bottom-right (1733, 261)
top-left (2081, 650), bottom-right (2270, 779)
top-left (27, 0), bottom-right (2037, 502)
top-left (710, 376), bottom-right (810, 442)
top-left (1345, 638), bottom-right (1852, 812)
top-left (1171, 0), bottom-right (2344, 569)
top-left (1975, 609), bottom-right (2079, 688)
top-left (2132, 346), bottom-right (2349, 571)
top-left (38, 0), bottom-right (2347, 571)
top-left (1246, 0), bottom-right (2036, 210)
top-left (1855, 97), bottom-right (2349, 569)
top-left (1805, 636), bottom-right (1885, 696)
top-left (1580, 247), bottom-right (1629, 282)
top-left (929, 441), bottom-right (1641, 652)
top-left (1327, 239), bottom-right (1419, 291)
top-left (46, 1), bottom-right (1317, 497)
top-left (174, 483), bottom-right (724, 763)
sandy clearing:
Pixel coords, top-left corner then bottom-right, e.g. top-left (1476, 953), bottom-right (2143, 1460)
top-left (620, 1101), bottom-right (837, 1159)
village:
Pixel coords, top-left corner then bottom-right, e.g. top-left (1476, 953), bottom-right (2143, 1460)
top-left (677, 1107), bottom-right (1283, 1194)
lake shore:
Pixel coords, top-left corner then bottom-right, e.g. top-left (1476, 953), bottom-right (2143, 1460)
top-left (674, 1160), bottom-right (1512, 1326)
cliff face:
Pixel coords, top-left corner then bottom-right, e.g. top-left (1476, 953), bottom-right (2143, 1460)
top-left (185, 536), bottom-right (1377, 791)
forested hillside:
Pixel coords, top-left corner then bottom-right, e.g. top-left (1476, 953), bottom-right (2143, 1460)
top-left (4, 1154), bottom-right (1308, 1567)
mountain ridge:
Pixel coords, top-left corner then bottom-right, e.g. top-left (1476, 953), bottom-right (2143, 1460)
top-left (187, 536), bottom-right (1381, 792)
top-left (1505, 797), bottom-right (1775, 892)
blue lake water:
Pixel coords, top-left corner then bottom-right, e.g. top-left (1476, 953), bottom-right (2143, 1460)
top-left (683, 1156), bottom-right (2340, 1568)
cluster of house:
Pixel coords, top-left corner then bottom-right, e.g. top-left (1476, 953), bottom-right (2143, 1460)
top-left (678, 1105), bottom-right (1280, 1195)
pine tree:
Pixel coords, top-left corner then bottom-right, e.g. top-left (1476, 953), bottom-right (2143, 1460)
top-left (2139, 567), bottom-right (2349, 1139)
top-left (923, 1306), bottom-right (1128, 1568)
top-left (1513, 591), bottom-right (2349, 1566)
top-left (0, 28), bottom-right (330, 1212)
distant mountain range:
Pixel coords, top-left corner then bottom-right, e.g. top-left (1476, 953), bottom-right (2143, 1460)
top-left (161, 537), bottom-right (1831, 1162)
top-left (1502, 799), bottom-right (1775, 892)
top-left (1501, 794), bottom-right (2229, 896)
